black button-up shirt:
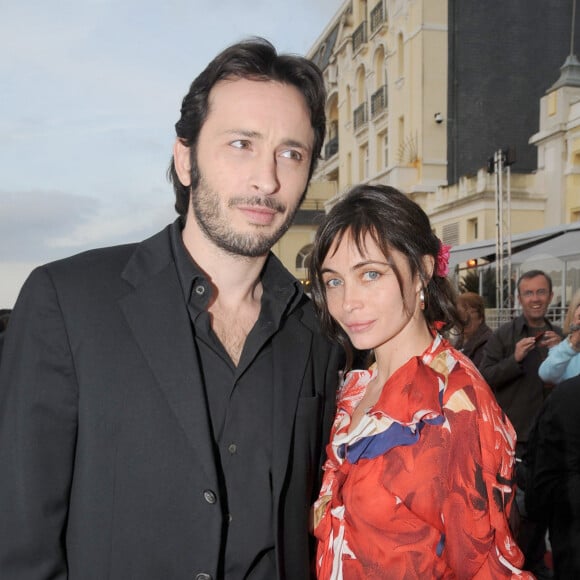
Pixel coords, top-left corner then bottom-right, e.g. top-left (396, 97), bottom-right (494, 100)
top-left (170, 220), bottom-right (300, 579)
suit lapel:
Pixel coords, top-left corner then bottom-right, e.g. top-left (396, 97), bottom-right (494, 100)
top-left (119, 228), bottom-right (218, 484)
top-left (270, 316), bottom-right (312, 499)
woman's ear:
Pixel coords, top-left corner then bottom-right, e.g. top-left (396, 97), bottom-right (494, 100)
top-left (417, 254), bottom-right (435, 291)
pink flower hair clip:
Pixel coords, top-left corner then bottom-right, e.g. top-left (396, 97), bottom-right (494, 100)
top-left (436, 242), bottom-right (451, 277)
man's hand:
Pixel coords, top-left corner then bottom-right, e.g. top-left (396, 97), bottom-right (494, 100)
top-left (516, 331), bottom-right (561, 360)
top-left (514, 337), bottom-right (537, 362)
top-left (540, 330), bottom-right (562, 349)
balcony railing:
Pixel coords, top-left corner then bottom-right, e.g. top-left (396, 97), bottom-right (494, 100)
top-left (370, 2), bottom-right (385, 34)
top-left (324, 136), bottom-right (339, 159)
top-left (353, 102), bottom-right (368, 131)
top-left (352, 21), bottom-right (367, 53)
top-left (371, 85), bottom-right (388, 118)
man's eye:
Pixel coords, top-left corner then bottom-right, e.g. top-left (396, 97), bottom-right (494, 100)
top-left (230, 140), bottom-right (250, 149)
top-left (280, 149), bottom-right (302, 160)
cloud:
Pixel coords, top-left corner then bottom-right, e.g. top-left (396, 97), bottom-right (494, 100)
top-left (0, 190), bottom-right (97, 256)
top-left (0, 189), bottom-right (175, 263)
top-left (0, 186), bottom-right (175, 307)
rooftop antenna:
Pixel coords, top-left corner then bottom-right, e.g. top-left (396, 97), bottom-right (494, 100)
top-left (571, 0), bottom-right (576, 57)
top-left (550, 0), bottom-right (580, 90)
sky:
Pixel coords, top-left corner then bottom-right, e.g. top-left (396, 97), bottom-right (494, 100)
top-left (0, 0), bottom-right (342, 307)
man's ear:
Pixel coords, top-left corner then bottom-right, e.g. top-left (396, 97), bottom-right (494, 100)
top-left (173, 139), bottom-right (192, 186)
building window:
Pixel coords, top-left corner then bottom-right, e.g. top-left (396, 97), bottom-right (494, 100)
top-left (359, 144), bottom-right (369, 180)
top-left (442, 222), bottom-right (460, 246)
top-left (467, 218), bottom-right (478, 242)
top-left (376, 131), bottom-right (388, 170)
top-left (383, 132), bottom-right (389, 167)
top-left (353, 102), bottom-right (368, 131)
top-left (296, 244), bottom-right (313, 269)
top-left (371, 84), bottom-right (387, 118)
top-left (352, 21), bottom-right (367, 53)
top-left (325, 120), bottom-right (339, 159)
top-left (397, 33), bottom-right (404, 78)
top-left (325, 136), bottom-right (339, 159)
top-left (370, 1), bottom-right (385, 33)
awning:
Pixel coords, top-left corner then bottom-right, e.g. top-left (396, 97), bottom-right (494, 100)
top-left (448, 241), bottom-right (496, 270)
top-left (511, 229), bottom-right (580, 263)
top-left (448, 231), bottom-right (559, 270)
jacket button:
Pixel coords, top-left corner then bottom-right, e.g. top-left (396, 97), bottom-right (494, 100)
top-left (203, 489), bottom-right (217, 504)
top-left (195, 574), bottom-right (212, 580)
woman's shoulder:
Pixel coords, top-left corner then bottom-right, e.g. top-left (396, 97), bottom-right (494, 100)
top-left (338, 366), bottom-right (373, 396)
top-left (441, 344), bottom-right (497, 400)
top-left (341, 367), bottom-right (373, 390)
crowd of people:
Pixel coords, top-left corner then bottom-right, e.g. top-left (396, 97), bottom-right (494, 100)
top-left (0, 36), bottom-right (578, 580)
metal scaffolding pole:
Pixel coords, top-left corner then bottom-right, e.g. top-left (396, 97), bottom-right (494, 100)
top-left (494, 150), bottom-right (503, 310)
top-left (493, 148), bottom-right (512, 315)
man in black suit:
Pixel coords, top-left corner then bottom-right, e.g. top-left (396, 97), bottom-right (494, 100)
top-left (525, 374), bottom-right (580, 579)
top-left (0, 38), bottom-right (341, 580)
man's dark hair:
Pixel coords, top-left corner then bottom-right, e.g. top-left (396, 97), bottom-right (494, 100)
top-left (168, 37), bottom-right (327, 217)
top-left (516, 269), bottom-right (553, 294)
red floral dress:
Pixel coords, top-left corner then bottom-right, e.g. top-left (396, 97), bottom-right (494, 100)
top-left (313, 334), bottom-right (532, 579)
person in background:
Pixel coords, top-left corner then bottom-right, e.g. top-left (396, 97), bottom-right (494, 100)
top-left (525, 373), bottom-right (580, 578)
top-left (309, 184), bottom-right (529, 579)
top-left (0, 38), bottom-right (341, 580)
top-left (455, 292), bottom-right (492, 369)
top-left (539, 289), bottom-right (580, 384)
top-left (480, 269), bottom-right (563, 579)
top-left (0, 309), bottom-right (11, 364)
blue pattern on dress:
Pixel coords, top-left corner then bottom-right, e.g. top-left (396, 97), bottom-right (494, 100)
top-left (436, 533), bottom-right (446, 557)
top-left (343, 414), bottom-right (445, 463)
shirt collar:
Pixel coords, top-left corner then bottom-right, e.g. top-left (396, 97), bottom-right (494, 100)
top-left (169, 217), bottom-right (305, 314)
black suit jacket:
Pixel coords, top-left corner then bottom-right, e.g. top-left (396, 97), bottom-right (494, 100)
top-left (0, 225), bottom-right (340, 580)
top-left (525, 375), bottom-right (580, 578)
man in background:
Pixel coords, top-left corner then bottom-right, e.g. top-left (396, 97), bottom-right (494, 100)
top-left (525, 374), bottom-right (580, 578)
top-left (0, 309), bottom-right (11, 363)
top-left (481, 269), bottom-right (563, 579)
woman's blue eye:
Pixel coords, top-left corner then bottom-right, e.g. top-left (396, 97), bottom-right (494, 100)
top-left (325, 278), bottom-right (342, 288)
top-left (363, 271), bottom-right (380, 281)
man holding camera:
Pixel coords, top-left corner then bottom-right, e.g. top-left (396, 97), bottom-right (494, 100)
top-left (480, 269), bottom-right (562, 579)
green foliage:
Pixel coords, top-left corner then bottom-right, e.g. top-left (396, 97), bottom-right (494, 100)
top-left (459, 267), bottom-right (498, 307)
top-left (459, 269), bottom-right (479, 293)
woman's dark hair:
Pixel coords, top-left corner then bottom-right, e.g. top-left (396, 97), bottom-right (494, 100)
top-left (309, 184), bottom-right (461, 370)
top-left (168, 36), bottom-right (327, 216)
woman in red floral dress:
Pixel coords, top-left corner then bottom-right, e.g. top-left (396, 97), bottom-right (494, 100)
top-left (308, 185), bottom-right (532, 579)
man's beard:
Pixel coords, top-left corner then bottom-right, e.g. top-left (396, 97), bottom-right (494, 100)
top-left (191, 174), bottom-right (304, 258)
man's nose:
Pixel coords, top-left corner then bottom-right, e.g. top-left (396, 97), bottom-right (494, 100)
top-left (251, 153), bottom-right (280, 195)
